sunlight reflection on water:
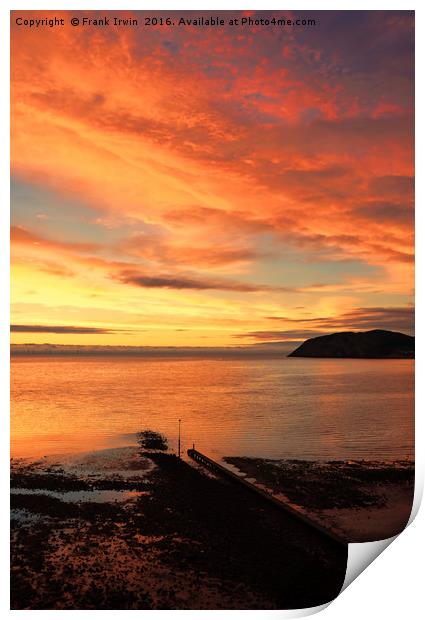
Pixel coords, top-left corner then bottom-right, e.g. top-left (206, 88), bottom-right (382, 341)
top-left (11, 356), bottom-right (414, 461)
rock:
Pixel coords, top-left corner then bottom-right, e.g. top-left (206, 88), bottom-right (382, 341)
top-left (288, 329), bottom-right (414, 359)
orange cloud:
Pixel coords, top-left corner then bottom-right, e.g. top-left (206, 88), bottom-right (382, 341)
top-left (10, 10), bottom-right (414, 345)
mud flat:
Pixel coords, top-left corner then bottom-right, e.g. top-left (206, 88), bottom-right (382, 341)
top-left (11, 447), bottom-right (346, 610)
top-left (224, 458), bottom-right (415, 542)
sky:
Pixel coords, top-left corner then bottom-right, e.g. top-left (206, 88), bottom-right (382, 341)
top-left (10, 10), bottom-right (414, 349)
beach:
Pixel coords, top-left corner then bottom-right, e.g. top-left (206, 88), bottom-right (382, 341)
top-left (224, 457), bottom-right (415, 542)
top-left (11, 446), bottom-right (347, 610)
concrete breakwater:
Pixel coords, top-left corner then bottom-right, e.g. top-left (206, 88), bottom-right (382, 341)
top-left (187, 448), bottom-right (346, 548)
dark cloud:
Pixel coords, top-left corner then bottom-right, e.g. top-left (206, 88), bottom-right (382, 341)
top-left (264, 306), bottom-right (414, 334)
top-left (10, 325), bottom-right (121, 334)
top-left (351, 201), bottom-right (414, 225)
top-left (238, 306), bottom-right (414, 344)
top-left (115, 269), bottom-right (296, 293)
top-left (261, 116), bottom-right (413, 159)
top-left (333, 306), bottom-right (414, 332)
top-left (369, 175), bottom-right (414, 197)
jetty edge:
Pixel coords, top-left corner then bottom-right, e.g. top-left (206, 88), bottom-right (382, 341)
top-left (187, 448), bottom-right (346, 548)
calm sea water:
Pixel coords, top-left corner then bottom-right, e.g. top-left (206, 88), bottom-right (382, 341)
top-left (11, 356), bottom-right (414, 461)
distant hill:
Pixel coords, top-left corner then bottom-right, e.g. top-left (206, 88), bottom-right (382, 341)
top-left (10, 343), bottom-right (293, 358)
top-left (288, 329), bottom-right (414, 359)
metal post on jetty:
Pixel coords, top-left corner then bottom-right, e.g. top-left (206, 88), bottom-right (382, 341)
top-left (178, 418), bottom-right (181, 459)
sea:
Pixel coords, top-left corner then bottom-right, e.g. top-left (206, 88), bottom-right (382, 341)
top-left (11, 356), bottom-right (414, 462)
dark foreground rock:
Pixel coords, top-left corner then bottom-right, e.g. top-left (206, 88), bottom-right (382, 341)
top-left (10, 448), bottom-right (347, 610)
top-left (224, 457), bottom-right (414, 542)
top-left (288, 329), bottom-right (414, 358)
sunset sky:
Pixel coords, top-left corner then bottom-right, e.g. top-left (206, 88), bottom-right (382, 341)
top-left (11, 10), bottom-right (414, 349)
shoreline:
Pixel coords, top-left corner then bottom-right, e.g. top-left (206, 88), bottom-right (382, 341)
top-left (11, 446), bottom-right (347, 610)
top-left (11, 446), bottom-right (414, 608)
top-left (224, 457), bottom-right (415, 543)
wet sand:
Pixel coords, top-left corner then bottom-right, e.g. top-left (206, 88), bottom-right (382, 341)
top-left (224, 458), bottom-right (415, 542)
top-left (11, 447), bottom-right (347, 610)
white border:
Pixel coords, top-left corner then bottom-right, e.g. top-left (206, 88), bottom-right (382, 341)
top-left (2, 2), bottom-right (423, 618)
